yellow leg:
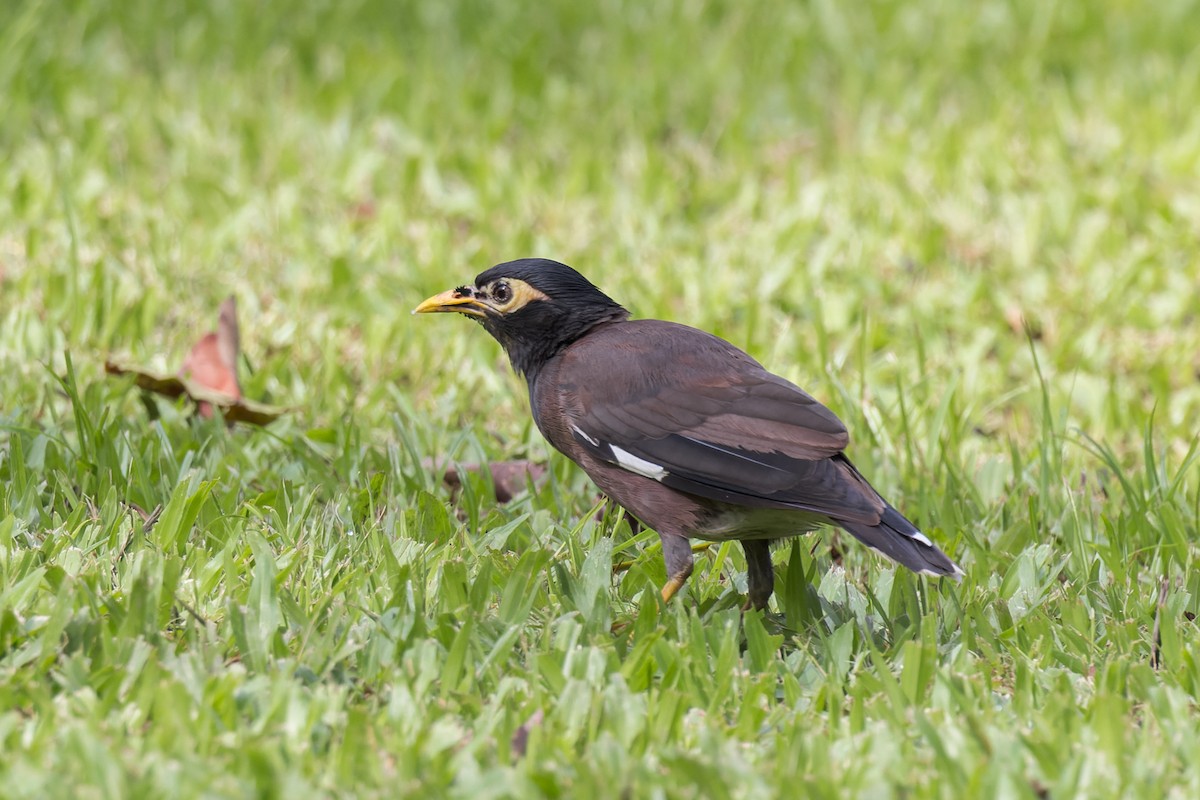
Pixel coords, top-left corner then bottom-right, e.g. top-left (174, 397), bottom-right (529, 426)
top-left (661, 574), bottom-right (689, 603)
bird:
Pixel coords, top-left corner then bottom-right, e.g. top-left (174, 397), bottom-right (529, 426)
top-left (414, 258), bottom-right (963, 610)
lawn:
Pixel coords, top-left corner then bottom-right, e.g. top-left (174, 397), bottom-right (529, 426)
top-left (2, 0), bottom-right (1200, 796)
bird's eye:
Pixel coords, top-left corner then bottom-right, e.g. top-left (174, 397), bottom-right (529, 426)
top-left (492, 281), bottom-right (512, 304)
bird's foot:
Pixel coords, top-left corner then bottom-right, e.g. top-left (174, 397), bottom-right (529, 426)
top-left (740, 595), bottom-right (771, 613)
top-left (660, 575), bottom-right (688, 604)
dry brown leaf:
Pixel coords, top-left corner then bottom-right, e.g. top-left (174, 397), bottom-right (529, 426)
top-left (106, 295), bottom-right (287, 426)
top-left (425, 458), bottom-right (548, 503)
top-left (509, 709), bottom-right (544, 759)
top-left (179, 296), bottom-right (241, 417)
top-left (105, 360), bottom-right (287, 425)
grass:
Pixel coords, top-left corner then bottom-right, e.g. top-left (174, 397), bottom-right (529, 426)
top-left (2, 0), bottom-right (1200, 796)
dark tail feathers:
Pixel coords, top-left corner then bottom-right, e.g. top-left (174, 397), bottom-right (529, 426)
top-left (839, 506), bottom-right (963, 579)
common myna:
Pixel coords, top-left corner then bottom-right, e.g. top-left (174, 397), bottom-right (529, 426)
top-left (415, 258), bottom-right (963, 609)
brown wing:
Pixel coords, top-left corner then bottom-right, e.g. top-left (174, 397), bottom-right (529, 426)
top-left (552, 320), bottom-right (885, 524)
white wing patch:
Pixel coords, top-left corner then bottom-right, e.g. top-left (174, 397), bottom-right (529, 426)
top-left (910, 530), bottom-right (933, 548)
top-left (570, 424), bottom-right (600, 447)
top-left (610, 445), bottom-right (669, 481)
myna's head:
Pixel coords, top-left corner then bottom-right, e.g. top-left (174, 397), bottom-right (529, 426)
top-left (414, 258), bottom-right (629, 378)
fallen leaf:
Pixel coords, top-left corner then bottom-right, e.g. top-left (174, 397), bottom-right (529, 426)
top-left (106, 295), bottom-right (287, 426)
top-left (105, 360), bottom-right (288, 425)
top-left (509, 709), bottom-right (544, 758)
top-left (179, 296), bottom-right (241, 417)
top-left (424, 458), bottom-right (548, 503)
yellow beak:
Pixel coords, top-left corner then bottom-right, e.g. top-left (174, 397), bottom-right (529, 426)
top-left (412, 288), bottom-right (489, 318)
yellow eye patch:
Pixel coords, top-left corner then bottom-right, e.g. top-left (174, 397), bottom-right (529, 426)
top-left (482, 278), bottom-right (549, 312)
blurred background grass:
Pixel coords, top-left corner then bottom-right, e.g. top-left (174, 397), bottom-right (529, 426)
top-left (2, 0), bottom-right (1200, 796)
top-left (6, 0), bottom-right (1199, 443)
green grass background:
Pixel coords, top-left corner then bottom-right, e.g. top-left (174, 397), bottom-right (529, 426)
top-left (3, 0), bottom-right (1200, 796)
